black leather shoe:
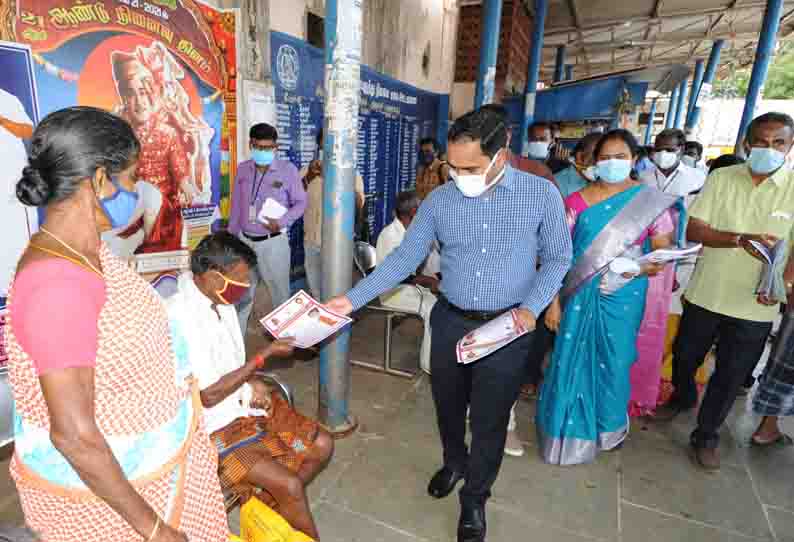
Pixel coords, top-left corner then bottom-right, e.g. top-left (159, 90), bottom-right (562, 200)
top-left (458, 502), bottom-right (486, 542)
top-left (427, 466), bottom-right (465, 499)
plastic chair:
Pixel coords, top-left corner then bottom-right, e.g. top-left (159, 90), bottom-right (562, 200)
top-left (352, 241), bottom-right (423, 378)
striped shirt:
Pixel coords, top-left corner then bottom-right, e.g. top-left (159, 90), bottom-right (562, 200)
top-left (347, 165), bottom-right (573, 316)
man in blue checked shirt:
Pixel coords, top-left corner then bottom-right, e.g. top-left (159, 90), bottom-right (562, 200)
top-left (327, 106), bottom-right (572, 542)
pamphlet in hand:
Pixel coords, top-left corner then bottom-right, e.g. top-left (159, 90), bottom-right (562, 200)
top-left (261, 291), bottom-right (352, 349)
top-left (456, 309), bottom-right (531, 365)
top-left (749, 239), bottom-right (790, 302)
top-left (635, 243), bottom-right (703, 265)
top-left (258, 197), bottom-right (288, 223)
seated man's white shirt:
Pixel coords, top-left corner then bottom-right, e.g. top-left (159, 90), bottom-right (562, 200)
top-left (166, 273), bottom-right (252, 434)
top-left (375, 217), bottom-right (438, 374)
top-left (376, 218), bottom-right (435, 309)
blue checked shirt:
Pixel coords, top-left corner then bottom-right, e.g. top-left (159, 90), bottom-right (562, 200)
top-left (348, 165), bottom-right (573, 316)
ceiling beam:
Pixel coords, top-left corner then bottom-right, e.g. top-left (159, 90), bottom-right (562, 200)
top-left (566, 0), bottom-right (591, 75)
top-left (544, 2), bottom-right (773, 36)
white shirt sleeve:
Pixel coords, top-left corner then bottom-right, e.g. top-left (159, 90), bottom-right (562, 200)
top-left (375, 223), bottom-right (403, 266)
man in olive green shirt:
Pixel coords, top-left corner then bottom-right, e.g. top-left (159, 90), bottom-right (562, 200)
top-left (656, 112), bottom-right (794, 471)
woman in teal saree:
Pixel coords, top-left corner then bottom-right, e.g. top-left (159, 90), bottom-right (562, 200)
top-left (537, 130), bottom-right (684, 466)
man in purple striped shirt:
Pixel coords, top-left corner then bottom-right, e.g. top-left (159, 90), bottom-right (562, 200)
top-left (229, 123), bottom-right (307, 333)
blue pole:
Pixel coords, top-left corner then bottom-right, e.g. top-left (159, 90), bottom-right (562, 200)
top-left (437, 94), bottom-right (450, 154)
top-left (474, 0), bottom-right (503, 108)
top-left (520, 0), bottom-right (548, 155)
top-left (644, 97), bottom-right (658, 145)
top-left (665, 87), bottom-right (679, 129)
top-left (554, 45), bottom-right (566, 83)
top-left (688, 39), bottom-right (725, 130)
top-left (565, 64), bottom-right (574, 81)
top-left (685, 59), bottom-right (705, 130)
top-left (736, 0), bottom-right (784, 153)
top-left (318, 0), bottom-right (362, 433)
top-left (674, 80), bottom-right (688, 129)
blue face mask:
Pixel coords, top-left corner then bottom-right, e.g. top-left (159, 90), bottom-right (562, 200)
top-left (100, 178), bottom-right (139, 228)
top-left (252, 149), bottom-right (275, 167)
top-left (595, 159), bottom-right (633, 184)
top-left (747, 147), bottom-right (786, 175)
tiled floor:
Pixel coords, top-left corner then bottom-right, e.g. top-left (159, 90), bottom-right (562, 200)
top-left (3, 311), bottom-right (794, 541)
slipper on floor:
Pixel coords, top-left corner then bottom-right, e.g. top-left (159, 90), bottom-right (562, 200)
top-left (751, 433), bottom-right (794, 448)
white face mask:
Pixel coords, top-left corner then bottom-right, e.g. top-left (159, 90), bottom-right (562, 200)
top-left (449, 151), bottom-right (504, 198)
top-left (526, 141), bottom-right (550, 159)
top-left (652, 150), bottom-right (679, 170)
top-left (681, 155), bottom-right (697, 167)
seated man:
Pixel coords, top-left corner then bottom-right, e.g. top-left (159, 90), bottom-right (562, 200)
top-left (167, 231), bottom-right (333, 540)
top-left (376, 191), bottom-right (439, 374)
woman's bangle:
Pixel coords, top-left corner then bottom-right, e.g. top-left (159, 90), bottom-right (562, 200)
top-left (254, 355), bottom-right (266, 369)
top-left (147, 517), bottom-right (161, 541)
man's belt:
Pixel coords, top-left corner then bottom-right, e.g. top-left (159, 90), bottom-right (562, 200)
top-left (438, 294), bottom-right (519, 322)
top-left (243, 231), bottom-right (282, 242)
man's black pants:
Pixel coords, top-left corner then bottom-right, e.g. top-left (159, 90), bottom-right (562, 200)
top-left (671, 301), bottom-right (772, 449)
top-left (429, 301), bottom-right (531, 507)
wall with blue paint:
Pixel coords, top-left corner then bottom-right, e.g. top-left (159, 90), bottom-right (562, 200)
top-left (269, 32), bottom-right (443, 277)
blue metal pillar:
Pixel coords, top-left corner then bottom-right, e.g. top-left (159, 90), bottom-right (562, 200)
top-left (564, 64), bottom-right (574, 81)
top-left (644, 98), bottom-right (658, 145)
top-left (736, 0), bottom-right (784, 153)
top-left (519, 0), bottom-right (548, 155)
top-left (688, 39), bottom-right (724, 130)
top-left (318, 0), bottom-right (362, 433)
top-left (554, 45), bottom-right (566, 83)
top-left (436, 94), bottom-right (450, 153)
top-left (474, 0), bottom-right (503, 108)
top-left (665, 86), bottom-right (679, 129)
top-left (674, 80), bottom-right (687, 129)
top-left (684, 59), bottom-right (705, 130)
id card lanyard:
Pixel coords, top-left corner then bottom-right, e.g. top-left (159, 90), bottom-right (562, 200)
top-left (248, 169), bottom-right (268, 222)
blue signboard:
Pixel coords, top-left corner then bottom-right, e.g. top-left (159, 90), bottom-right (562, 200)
top-left (270, 32), bottom-right (442, 275)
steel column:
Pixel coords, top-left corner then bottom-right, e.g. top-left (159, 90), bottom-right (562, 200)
top-left (554, 45), bottom-right (566, 83)
top-left (735, 0), bottom-right (784, 153)
top-left (564, 64), bottom-right (574, 81)
top-left (684, 59), bottom-right (705, 131)
top-left (644, 97), bottom-right (658, 145)
top-left (318, 0), bottom-right (363, 433)
top-left (687, 40), bottom-right (724, 130)
top-left (474, 0), bottom-right (503, 108)
top-left (674, 80), bottom-right (688, 129)
top-left (520, 0), bottom-right (549, 155)
top-left (665, 86), bottom-right (679, 129)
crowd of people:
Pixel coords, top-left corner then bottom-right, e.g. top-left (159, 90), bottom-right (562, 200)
top-left (5, 101), bottom-right (794, 542)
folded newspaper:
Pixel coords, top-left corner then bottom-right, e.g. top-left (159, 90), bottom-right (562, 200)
top-left (456, 309), bottom-right (531, 365)
top-left (261, 291), bottom-right (352, 349)
top-left (635, 243), bottom-right (703, 265)
top-left (600, 244), bottom-right (703, 295)
top-left (749, 239), bottom-right (789, 302)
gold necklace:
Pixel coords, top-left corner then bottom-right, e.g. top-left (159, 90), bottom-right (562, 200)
top-left (39, 227), bottom-right (103, 277)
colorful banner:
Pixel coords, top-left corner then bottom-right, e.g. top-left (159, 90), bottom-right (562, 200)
top-left (0, 0), bottom-right (236, 273)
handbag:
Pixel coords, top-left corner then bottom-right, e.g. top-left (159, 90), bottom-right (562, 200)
top-left (239, 497), bottom-right (315, 542)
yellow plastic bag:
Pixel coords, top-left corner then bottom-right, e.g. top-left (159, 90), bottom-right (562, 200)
top-left (239, 497), bottom-right (315, 542)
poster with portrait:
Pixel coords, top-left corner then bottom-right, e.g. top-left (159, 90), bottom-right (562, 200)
top-left (0, 0), bottom-right (237, 273)
top-left (0, 40), bottom-right (39, 296)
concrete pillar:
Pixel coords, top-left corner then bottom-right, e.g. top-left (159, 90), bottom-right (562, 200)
top-left (736, 0), bottom-right (784, 153)
top-left (474, 0), bottom-right (504, 107)
top-left (318, 0), bottom-right (363, 433)
top-left (519, 0), bottom-right (548, 155)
